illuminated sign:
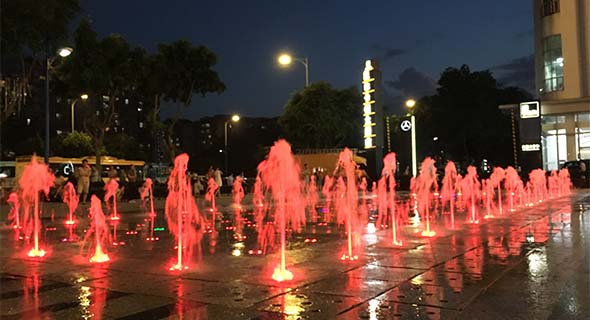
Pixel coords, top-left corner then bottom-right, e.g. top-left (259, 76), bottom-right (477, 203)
top-left (521, 143), bottom-right (540, 152)
top-left (400, 120), bottom-right (412, 132)
top-left (362, 60), bottom-right (376, 149)
top-left (520, 101), bottom-right (540, 119)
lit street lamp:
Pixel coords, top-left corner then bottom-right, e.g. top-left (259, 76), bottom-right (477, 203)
top-left (224, 114), bottom-right (240, 174)
top-left (70, 94), bottom-right (88, 133)
top-left (405, 99), bottom-right (417, 177)
top-left (277, 53), bottom-right (309, 87)
top-left (45, 46), bottom-right (74, 164)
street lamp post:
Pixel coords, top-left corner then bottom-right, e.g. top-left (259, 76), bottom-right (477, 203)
top-left (277, 53), bottom-right (309, 87)
top-left (224, 114), bottom-right (240, 174)
top-left (405, 99), bottom-right (417, 177)
top-left (70, 94), bottom-right (88, 133)
top-left (45, 46), bottom-right (73, 164)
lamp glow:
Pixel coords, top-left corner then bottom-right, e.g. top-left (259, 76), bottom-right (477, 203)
top-left (58, 47), bottom-right (73, 58)
top-left (278, 54), bottom-right (292, 65)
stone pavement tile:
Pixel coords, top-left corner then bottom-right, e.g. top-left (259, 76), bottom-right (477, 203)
top-left (174, 278), bottom-right (291, 308)
top-left (1, 284), bottom-right (130, 319)
top-left (51, 292), bottom-right (177, 319)
top-left (345, 265), bottom-right (423, 284)
top-left (0, 257), bottom-right (82, 278)
top-left (374, 254), bottom-right (438, 270)
top-left (78, 270), bottom-right (177, 298)
top-left (338, 298), bottom-right (460, 320)
top-left (301, 275), bottom-right (395, 300)
top-left (378, 280), bottom-right (482, 311)
top-left (257, 290), bottom-right (364, 319)
top-left (408, 269), bottom-right (499, 292)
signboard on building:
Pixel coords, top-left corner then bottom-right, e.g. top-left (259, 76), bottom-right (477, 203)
top-left (520, 101), bottom-right (540, 119)
top-left (362, 60), bottom-right (377, 149)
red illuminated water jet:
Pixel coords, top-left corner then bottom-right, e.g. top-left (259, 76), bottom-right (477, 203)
top-left (334, 148), bottom-right (361, 260)
top-left (307, 175), bottom-right (319, 223)
top-left (489, 167), bottom-right (505, 216)
top-left (232, 176), bottom-right (245, 238)
top-left (257, 140), bottom-right (305, 281)
top-left (84, 196), bottom-right (111, 263)
top-left (380, 152), bottom-right (402, 246)
top-left (321, 175), bottom-right (333, 223)
top-left (416, 158), bottom-right (437, 237)
top-left (63, 182), bottom-right (79, 225)
top-left (20, 156), bottom-right (55, 258)
top-left (504, 166), bottom-right (521, 212)
top-left (441, 161), bottom-right (458, 229)
top-left (165, 154), bottom-right (203, 271)
top-left (104, 179), bottom-right (120, 220)
top-left (461, 166), bottom-right (481, 224)
top-left (7, 192), bottom-right (21, 229)
top-left (140, 178), bottom-right (158, 240)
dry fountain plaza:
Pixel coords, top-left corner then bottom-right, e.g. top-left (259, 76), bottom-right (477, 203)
top-left (0, 160), bottom-right (588, 320)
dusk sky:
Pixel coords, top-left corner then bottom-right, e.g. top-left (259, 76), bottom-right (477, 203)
top-left (82, 0), bottom-right (534, 119)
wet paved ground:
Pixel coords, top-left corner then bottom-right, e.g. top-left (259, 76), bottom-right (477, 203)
top-left (0, 191), bottom-right (588, 319)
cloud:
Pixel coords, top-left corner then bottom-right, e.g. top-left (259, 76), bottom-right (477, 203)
top-left (492, 54), bottom-right (534, 93)
top-left (385, 67), bottom-right (437, 98)
top-left (370, 44), bottom-right (407, 62)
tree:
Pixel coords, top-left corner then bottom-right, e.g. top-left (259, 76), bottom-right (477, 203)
top-left (414, 65), bottom-right (531, 167)
top-left (0, 0), bottom-right (80, 123)
top-left (55, 19), bottom-right (149, 172)
top-left (104, 133), bottom-right (145, 160)
top-left (144, 40), bottom-right (225, 162)
top-left (279, 82), bottom-right (362, 149)
top-left (53, 131), bottom-right (96, 158)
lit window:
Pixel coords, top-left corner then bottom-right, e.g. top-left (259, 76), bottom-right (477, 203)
top-left (137, 107), bottom-right (142, 112)
top-left (543, 35), bottom-right (564, 92)
top-left (139, 122), bottom-right (144, 128)
top-left (125, 98), bottom-right (129, 105)
top-left (26, 118), bottom-right (31, 125)
top-left (55, 113), bottom-right (61, 119)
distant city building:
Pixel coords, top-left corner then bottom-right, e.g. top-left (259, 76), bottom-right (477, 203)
top-left (534, 0), bottom-right (590, 170)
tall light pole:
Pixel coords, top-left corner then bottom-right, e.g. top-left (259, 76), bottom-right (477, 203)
top-left (45, 46), bottom-right (73, 164)
top-left (70, 94), bottom-right (88, 133)
top-left (277, 53), bottom-right (309, 87)
top-left (224, 114), bottom-right (240, 174)
top-left (405, 99), bottom-right (417, 177)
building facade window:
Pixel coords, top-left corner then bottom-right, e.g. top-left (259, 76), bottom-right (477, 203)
top-left (543, 35), bottom-right (564, 92)
top-left (542, 128), bottom-right (567, 170)
top-left (576, 112), bottom-right (590, 160)
top-left (542, 0), bottom-right (560, 17)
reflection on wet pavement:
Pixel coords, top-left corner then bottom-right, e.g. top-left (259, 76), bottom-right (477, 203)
top-left (0, 193), bottom-right (588, 319)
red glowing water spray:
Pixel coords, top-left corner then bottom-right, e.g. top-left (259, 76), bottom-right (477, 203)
top-left (257, 140), bottom-right (305, 281)
top-left (441, 161), bottom-right (458, 229)
top-left (7, 192), bottom-right (21, 229)
top-left (381, 152), bottom-right (402, 245)
top-left (335, 148), bottom-right (361, 260)
top-left (20, 156), bottom-right (55, 257)
top-left (104, 179), bottom-right (119, 220)
top-left (165, 154), bottom-right (203, 271)
top-left (85, 196), bottom-right (110, 263)
top-left (461, 166), bottom-right (480, 224)
top-left (416, 158), bottom-right (437, 237)
top-left (140, 178), bottom-right (158, 240)
top-left (63, 182), bottom-right (78, 225)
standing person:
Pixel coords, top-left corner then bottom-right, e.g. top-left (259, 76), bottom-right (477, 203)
top-left (214, 167), bottom-right (223, 196)
top-left (77, 159), bottom-right (91, 204)
top-left (128, 165), bottom-right (137, 183)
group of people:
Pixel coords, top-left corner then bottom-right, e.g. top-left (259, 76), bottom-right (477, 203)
top-left (52, 160), bottom-right (144, 204)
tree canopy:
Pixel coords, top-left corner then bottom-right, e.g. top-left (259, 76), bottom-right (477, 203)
top-left (413, 65), bottom-right (531, 167)
top-left (279, 82), bottom-right (361, 149)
